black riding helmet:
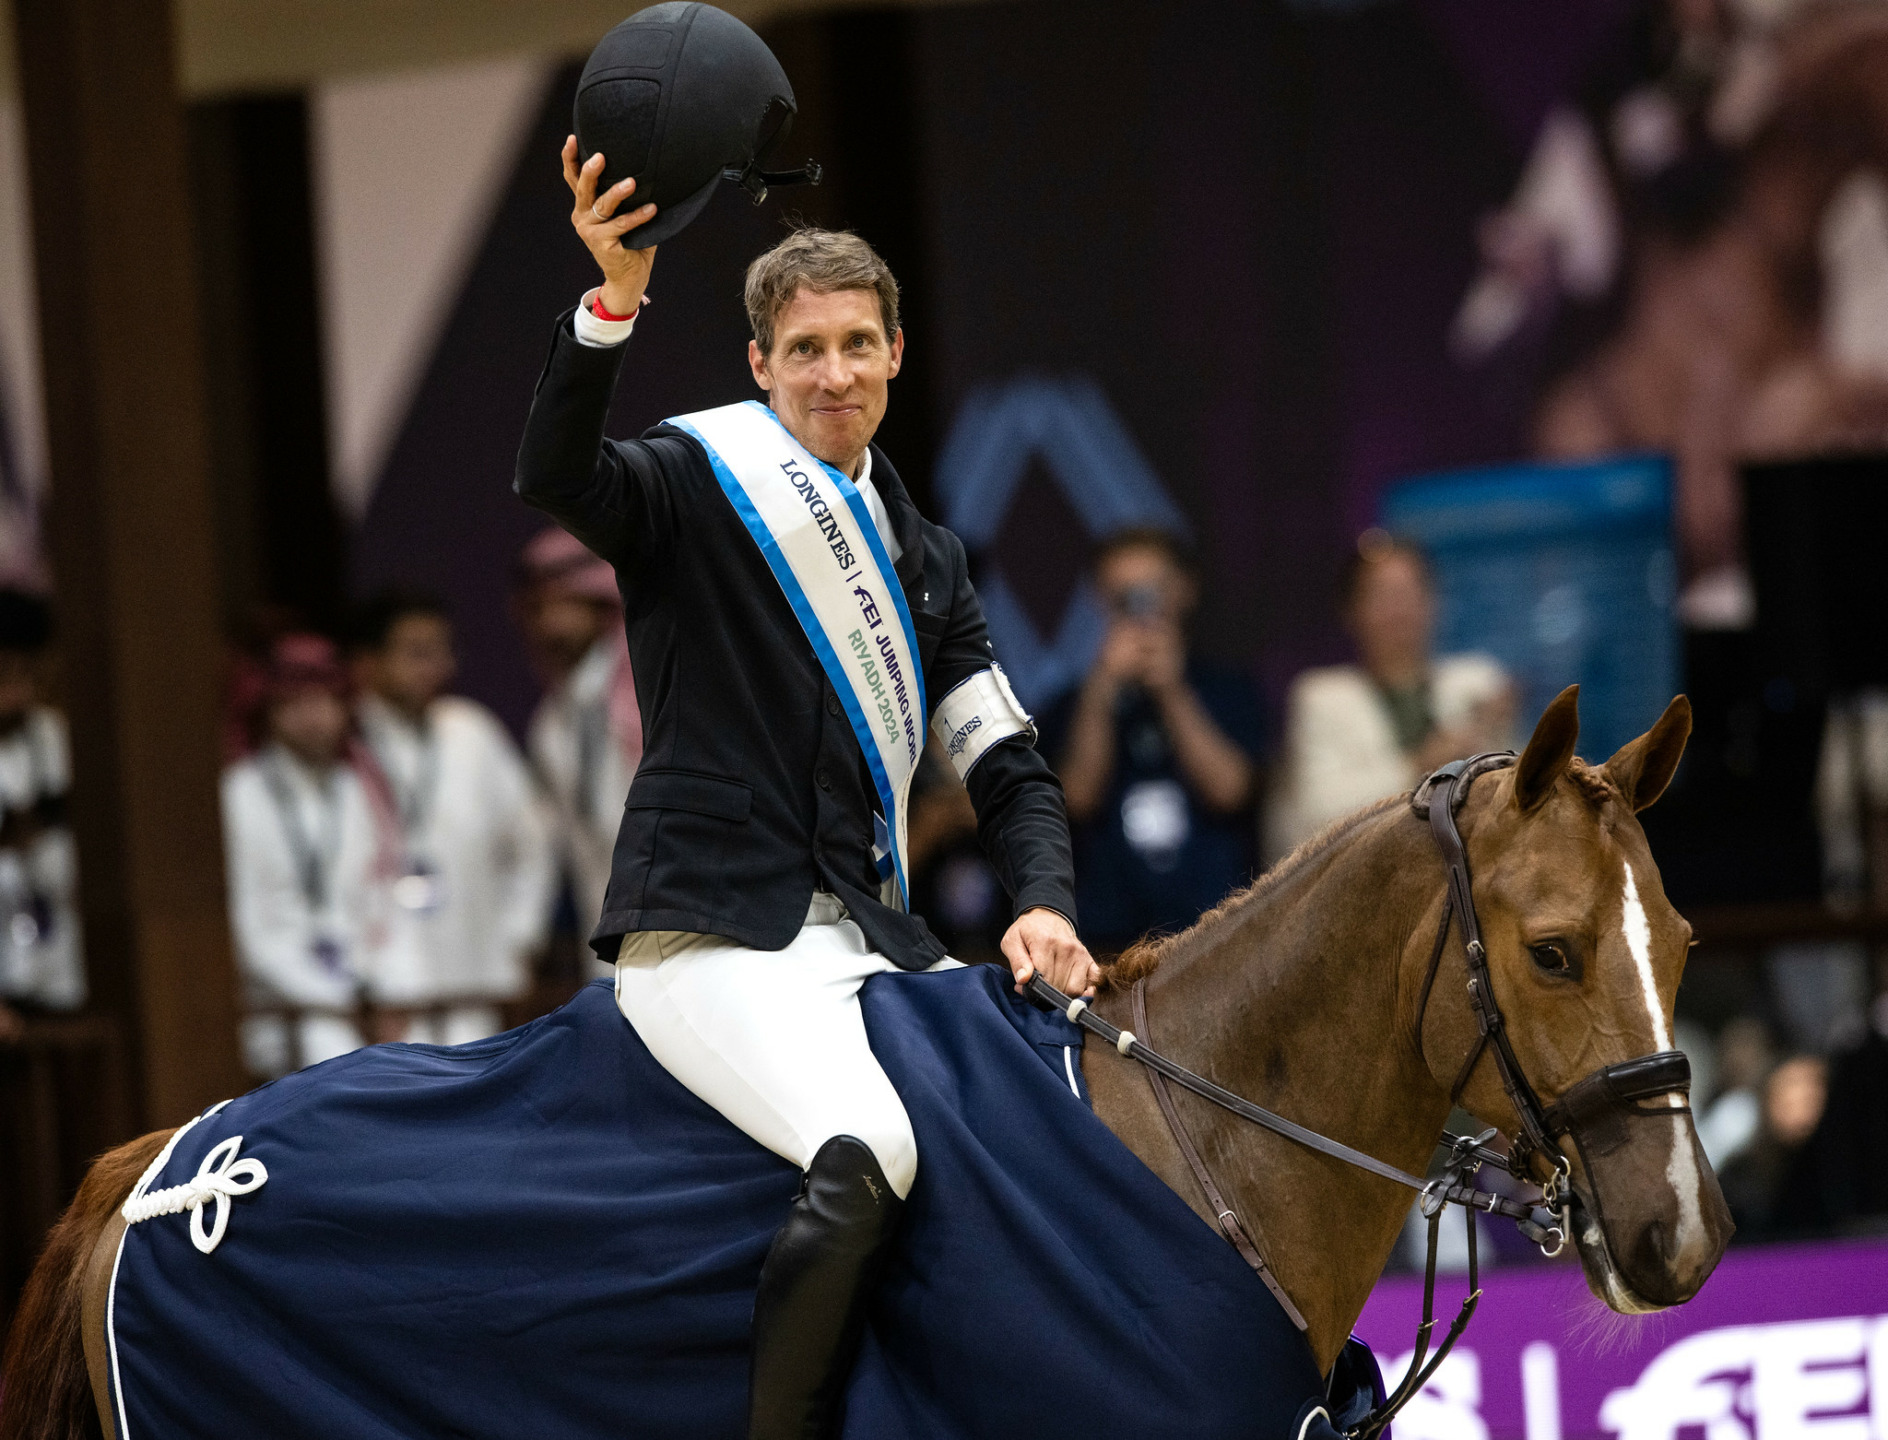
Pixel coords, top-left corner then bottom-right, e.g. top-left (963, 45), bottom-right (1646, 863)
top-left (574, 2), bottom-right (821, 250)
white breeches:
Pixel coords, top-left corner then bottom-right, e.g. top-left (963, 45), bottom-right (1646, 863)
top-left (614, 893), bottom-right (955, 1200)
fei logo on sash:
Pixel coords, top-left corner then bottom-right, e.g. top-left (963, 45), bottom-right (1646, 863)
top-left (669, 400), bottom-right (927, 908)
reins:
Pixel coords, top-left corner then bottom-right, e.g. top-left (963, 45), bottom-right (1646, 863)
top-left (1032, 966), bottom-right (1521, 1435)
top-left (1023, 760), bottom-right (1567, 1257)
top-left (1029, 979), bottom-right (1544, 1241)
top-left (1033, 751), bottom-right (1700, 1436)
top-left (1026, 753), bottom-right (1625, 1438)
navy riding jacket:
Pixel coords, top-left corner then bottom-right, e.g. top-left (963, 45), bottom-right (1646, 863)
top-left (514, 311), bottom-right (1077, 968)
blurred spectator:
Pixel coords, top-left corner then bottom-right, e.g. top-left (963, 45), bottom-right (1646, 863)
top-left (0, 590), bottom-right (82, 1044)
top-left (351, 590), bottom-right (553, 1044)
top-left (221, 634), bottom-right (392, 1077)
top-left (1267, 534), bottom-right (1514, 859)
top-left (1771, 982), bottom-right (1888, 1237)
top-left (1813, 690), bottom-right (1888, 909)
top-left (1045, 528), bottom-right (1262, 955)
top-left (516, 528), bottom-right (641, 943)
top-left (1695, 1015), bottom-right (1772, 1172)
top-left (1717, 1052), bottom-right (1828, 1238)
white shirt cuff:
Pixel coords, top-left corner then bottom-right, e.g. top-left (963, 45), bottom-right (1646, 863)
top-left (573, 288), bottom-right (637, 348)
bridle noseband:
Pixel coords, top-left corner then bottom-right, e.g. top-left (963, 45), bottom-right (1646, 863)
top-left (1414, 753), bottom-right (1692, 1218)
top-left (1030, 752), bottom-right (1695, 1438)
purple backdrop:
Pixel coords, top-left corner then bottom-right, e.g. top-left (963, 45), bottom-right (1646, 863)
top-left (1354, 1237), bottom-right (1888, 1439)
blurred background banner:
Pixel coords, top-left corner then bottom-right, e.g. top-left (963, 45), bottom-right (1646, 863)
top-left (1354, 1235), bottom-right (1888, 1440)
top-left (1381, 454), bottom-right (1676, 763)
top-left (7, 0), bottom-right (1888, 1376)
top-left (12, 0), bottom-right (1887, 728)
top-left (934, 375), bottom-right (1187, 709)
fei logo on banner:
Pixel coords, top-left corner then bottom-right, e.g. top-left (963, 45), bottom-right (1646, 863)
top-left (1387, 1315), bottom-right (1888, 1440)
top-left (1600, 1315), bottom-right (1888, 1439)
top-left (1358, 1237), bottom-right (1888, 1438)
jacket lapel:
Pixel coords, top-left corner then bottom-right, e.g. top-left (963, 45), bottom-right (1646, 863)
top-left (867, 445), bottom-right (927, 600)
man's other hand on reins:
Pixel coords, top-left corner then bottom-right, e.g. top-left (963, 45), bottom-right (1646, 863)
top-left (1003, 908), bottom-right (1099, 998)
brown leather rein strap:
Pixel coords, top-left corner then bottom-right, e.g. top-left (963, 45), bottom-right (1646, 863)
top-left (1033, 754), bottom-right (1696, 1438)
top-left (1130, 978), bottom-right (1308, 1332)
top-left (1025, 977), bottom-right (1549, 1238)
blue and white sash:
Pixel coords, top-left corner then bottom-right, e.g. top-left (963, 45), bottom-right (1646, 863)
top-left (669, 401), bottom-right (927, 909)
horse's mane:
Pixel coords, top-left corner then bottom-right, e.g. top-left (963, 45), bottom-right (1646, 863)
top-left (1101, 758), bottom-right (1625, 994)
top-left (1, 1126), bottom-right (173, 1440)
top-left (1102, 793), bottom-right (1407, 993)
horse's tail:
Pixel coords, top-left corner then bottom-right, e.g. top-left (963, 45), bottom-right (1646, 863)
top-left (0, 1128), bottom-right (173, 1440)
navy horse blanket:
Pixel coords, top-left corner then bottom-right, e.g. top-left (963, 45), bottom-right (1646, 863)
top-left (106, 967), bottom-right (1377, 1438)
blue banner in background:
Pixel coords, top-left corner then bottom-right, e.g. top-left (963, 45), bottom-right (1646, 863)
top-left (1380, 454), bottom-right (1677, 763)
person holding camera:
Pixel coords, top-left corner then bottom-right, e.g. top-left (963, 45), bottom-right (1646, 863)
top-left (1049, 528), bottom-right (1262, 956)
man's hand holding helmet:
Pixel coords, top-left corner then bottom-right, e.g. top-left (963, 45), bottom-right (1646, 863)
top-left (562, 136), bottom-right (657, 320)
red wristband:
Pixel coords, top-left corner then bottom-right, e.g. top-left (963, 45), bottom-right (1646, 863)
top-left (590, 292), bottom-right (637, 323)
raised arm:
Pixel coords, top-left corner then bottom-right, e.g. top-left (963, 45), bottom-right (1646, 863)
top-left (564, 136), bottom-right (656, 325)
top-left (513, 140), bottom-right (666, 564)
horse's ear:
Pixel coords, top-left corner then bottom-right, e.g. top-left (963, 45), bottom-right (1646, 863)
top-left (1514, 685), bottom-right (1581, 810)
top-left (1603, 694), bottom-right (1692, 812)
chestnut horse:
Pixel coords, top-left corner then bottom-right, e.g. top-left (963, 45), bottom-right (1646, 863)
top-left (0, 686), bottom-right (1731, 1438)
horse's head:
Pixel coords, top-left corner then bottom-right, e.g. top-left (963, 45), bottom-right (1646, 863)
top-left (1429, 685), bottom-right (1733, 1314)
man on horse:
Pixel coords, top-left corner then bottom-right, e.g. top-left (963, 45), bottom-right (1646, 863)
top-left (515, 142), bottom-right (1099, 1439)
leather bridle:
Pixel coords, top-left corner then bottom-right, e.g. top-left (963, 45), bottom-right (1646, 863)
top-left (1412, 753), bottom-right (1693, 1215)
top-left (1029, 752), bottom-right (1696, 1438)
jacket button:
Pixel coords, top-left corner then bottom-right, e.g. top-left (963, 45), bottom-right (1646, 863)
top-left (826, 694), bottom-right (842, 718)
top-left (816, 768), bottom-right (832, 792)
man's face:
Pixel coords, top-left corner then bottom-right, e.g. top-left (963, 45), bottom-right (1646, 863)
top-left (364, 613), bottom-right (456, 715)
top-left (1097, 544), bottom-right (1192, 627)
top-left (748, 286), bottom-right (903, 472)
top-left (271, 688), bottom-right (350, 766)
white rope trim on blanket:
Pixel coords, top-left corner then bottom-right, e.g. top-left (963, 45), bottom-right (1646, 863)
top-left (109, 1099), bottom-right (243, 1440)
top-left (121, 1108), bottom-right (267, 1255)
top-left (122, 1105), bottom-right (215, 1211)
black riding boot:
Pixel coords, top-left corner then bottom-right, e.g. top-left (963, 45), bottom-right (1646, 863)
top-left (747, 1135), bottom-right (904, 1440)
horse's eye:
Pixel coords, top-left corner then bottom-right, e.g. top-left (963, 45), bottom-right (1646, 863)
top-left (1530, 942), bottom-right (1573, 975)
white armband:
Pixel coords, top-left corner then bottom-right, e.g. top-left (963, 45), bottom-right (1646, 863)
top-left (930, 665), bottom-right (1036, 781)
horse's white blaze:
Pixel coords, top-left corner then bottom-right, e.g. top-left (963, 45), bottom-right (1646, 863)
top-left (1622, 859), bottom-right (1708, 1269)
top-left (1619, 861), bottom-right (1670, 1053)
top-left (1663, 1102), bottom-right (1710, 1270)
